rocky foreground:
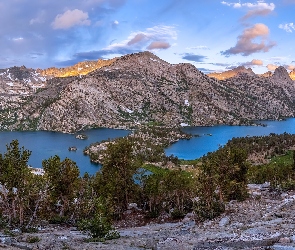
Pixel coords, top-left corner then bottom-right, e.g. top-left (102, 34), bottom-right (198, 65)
top-left (1, 184), bottom-right (295, 250)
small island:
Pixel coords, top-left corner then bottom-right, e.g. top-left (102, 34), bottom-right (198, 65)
top-left (68, 146), bottom-right (77, 151)
top-left (75, 134), bottom-right (88, 140)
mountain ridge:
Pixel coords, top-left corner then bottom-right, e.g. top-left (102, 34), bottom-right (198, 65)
top-left (0, 51), bottom-right (295, 133)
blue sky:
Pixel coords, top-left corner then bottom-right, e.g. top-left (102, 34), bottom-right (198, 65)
top-left (0, 0), bottom-right (294, 73)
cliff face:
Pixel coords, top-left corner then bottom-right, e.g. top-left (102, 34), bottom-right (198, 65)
top-left (1, 52), bottom-right (295, 132)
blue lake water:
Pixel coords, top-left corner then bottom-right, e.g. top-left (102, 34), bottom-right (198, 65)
top-left (165, 118), bottom-right (295, 160)
top-left (1, 118), bottom-right (295, 175)
top-left (0, 128), bottom-right (130, 176)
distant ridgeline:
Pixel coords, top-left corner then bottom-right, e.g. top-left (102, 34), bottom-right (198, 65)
top-left (0, 51), bottom-right (295, 133)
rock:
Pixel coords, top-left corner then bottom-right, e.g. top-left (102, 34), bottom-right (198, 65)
top-left (261, 182), bottom-right (271, 189)
top-left (273, 245), bottom-right (295, 250)
top-left (279, 237), bottom-right (292, 244)
top-left (128, 203), bottom-right (138, 210)
top-left (219, 217), bottom-right (230, 227)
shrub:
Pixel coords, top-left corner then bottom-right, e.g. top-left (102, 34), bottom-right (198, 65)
top-left (26, 236), bottom-right (40, 243)
top-left (78, 198), bottom-right (120, 241)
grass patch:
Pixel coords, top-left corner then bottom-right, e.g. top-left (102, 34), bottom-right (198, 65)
top-left (179, 158), bottom-right (201, 165)
top-left (142, 164), bottom-right (170, 175)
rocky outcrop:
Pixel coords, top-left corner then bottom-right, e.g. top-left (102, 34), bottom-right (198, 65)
top-left (208, 66), bottom-right (255, 80)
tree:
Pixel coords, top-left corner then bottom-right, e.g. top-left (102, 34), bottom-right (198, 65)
top-left (100, 138), bottom-right (140, 215)
top-left (0, 140), bottom-right (32, 226)
top-left (42, 156), bottom-right (80, 218)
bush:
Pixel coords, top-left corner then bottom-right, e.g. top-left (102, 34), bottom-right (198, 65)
top-left (26, 236), bottom-right (40, 243)
top-left (170, 209), bottom-right (185, 220)
top-left (78, 198), bottom-right (120, 241)
top-left (194, 200), bottom-right (225, 221)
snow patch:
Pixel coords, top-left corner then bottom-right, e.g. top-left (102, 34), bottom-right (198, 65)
top-left (125, 108), bottom-right (134, 114)
top-left (180, 123), bottom-right (189, 127)
top-left (185, 99), bottom-right (190, 106)
top-left (6, 82), bottom-right (14, 87)
top-left (8, 73), bottom-right (13, 81)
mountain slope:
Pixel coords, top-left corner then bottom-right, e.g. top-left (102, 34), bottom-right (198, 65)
top-left (207, 66), bottom-right (255, 80)
top-left (38, 58), bottom-right (117, 78)
top-left (1, 52), bottom-right (295, 132)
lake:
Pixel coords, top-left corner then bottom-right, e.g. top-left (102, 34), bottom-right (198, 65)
top-left (0, 128), bottom-right (130, 175)
top-left (165, 118), bottom-right (295, 160)
top-left (1, 119), bottom-right (295, 175)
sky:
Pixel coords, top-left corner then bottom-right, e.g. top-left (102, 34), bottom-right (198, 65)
top-left (0, 0), bottom-right (294, 74)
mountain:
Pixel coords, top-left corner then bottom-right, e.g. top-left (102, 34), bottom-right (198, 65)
top-left (38, 58), bottom-right (117, 77)
top-left (0, 66), bottom-right (48, 95)
top-left (209, 66), bottom-right (295, 81)
top-left (207, 66), bottom-right (255, 80)
top-left (0, 52), bottom-right (295, 133)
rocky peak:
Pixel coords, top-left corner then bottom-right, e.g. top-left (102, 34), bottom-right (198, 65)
top-left (272, 66), bottom-right (292, 82)
top-left (207, 66), bottom-right (254, 80)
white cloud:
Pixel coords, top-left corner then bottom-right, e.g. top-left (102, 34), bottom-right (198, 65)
top-left (12, 37), bottom-right (24, 42)
top-left (187, 46), bottom-right (209, 50)
top-left (222, 1), bottom-right (275, 20)
top-left (279, 23), bottom-right (295, 33)
top-left (222, 1), bottom-right (275, 10)
top-left (52, 9), bottom-right (91, 30)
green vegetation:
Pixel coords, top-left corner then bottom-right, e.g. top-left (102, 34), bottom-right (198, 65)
top-left (248, 150), bottom-right (295, 190)
top-left (1, 132), bottom-right (295, 240)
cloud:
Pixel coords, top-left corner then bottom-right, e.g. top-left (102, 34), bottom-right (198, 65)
top-left (147, 41), bottom-right (171, 50)
top-left (127, 33), bottom-right (147, 45)
top-left (12, 37), bottom-right (24, 42)
top-left (112, 20), bottom-right (119, 28)
top-left (56, 25), bottom-right (177, 66)
top-left (267, 64), bottom-right (279, 71)
top-left (279, 23), bottom-right (295, 33)
top-left (221, 23), bottom-right (276, 56)
top-left (251, 59), bottom-right (263, 65)
top-left (182, 53), bottom-right (207, 62)
top-left (52, 9), bottom-right (91, 30)
top-left (241, 9), bottom-right (273, 21)
top-left (197, 68), bottom-right (216, 73)
top-left (222, 1), bottom-right (275, 20)
top-left (286, 65), bottom-right (295, 70)
top-left (30, 10), bottom-right (46, 25)
top-left (242, 59), bottom-right (263, 66)
top-left (187, 46), bottom-right (209, 50)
